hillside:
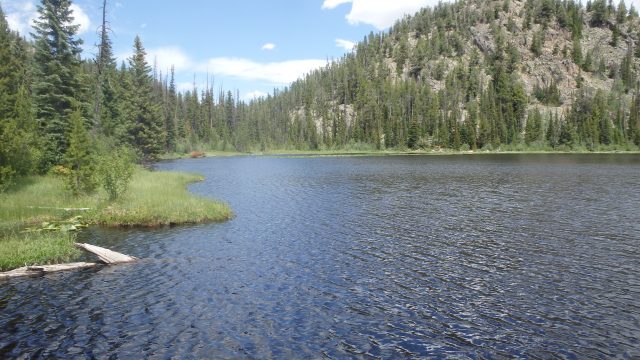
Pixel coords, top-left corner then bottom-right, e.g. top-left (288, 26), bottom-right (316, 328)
top-left (242, 0), bottom-right (640, 151)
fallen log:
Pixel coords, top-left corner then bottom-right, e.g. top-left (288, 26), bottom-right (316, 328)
top-left (0, 262), bottom-right (99, 280)
top-left (74, 243), bottom-right (138, 264)
top-left (0, 244), bottom-right (138, 280)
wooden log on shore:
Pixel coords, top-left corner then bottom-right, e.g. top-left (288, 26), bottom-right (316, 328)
top-left (0, 244), bottom-right (138, 280)
top-left (0, 262), bottom-right (99, 280)
top-left (74, 243), bottom-right (138, 264)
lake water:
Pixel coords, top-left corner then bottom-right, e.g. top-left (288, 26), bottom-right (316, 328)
top-left (1, 154), bottom-right (639, 358)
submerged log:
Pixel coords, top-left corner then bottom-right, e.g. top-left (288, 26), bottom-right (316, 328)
top-left (74, 243), bottom-right (138, 264)
top-left (0, 262), bottom-right (99, 280)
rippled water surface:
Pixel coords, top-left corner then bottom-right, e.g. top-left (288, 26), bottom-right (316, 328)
top-left (2, 154), bottom-right (640, 358)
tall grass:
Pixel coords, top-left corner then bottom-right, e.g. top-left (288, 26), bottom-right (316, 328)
top-left (93, 170), bottom-right (232, 227)
top-left (0, 231), bottom-right (79, 271)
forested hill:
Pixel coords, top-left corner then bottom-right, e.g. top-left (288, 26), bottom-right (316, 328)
top-left (244, 0), bottom-right (640, 151)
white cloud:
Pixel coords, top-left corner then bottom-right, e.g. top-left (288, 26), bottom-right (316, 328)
top-left (148, 47), bottom-right (193, 72)
top-left (3, 1), bottom-right (36, 35)
top-left (118, 46), bottom-right (193, 73)
top-left (69, 4), bottom-right (90, 34)
top-left (261, 43), bottom-right (276, 51)
top-left (201, 57), bottom-right (326, 84)
top-left (327, 0), bottom-right (640, 29)
top-left (321, 0), bottom-right (352, 10)
top-left (243, 90), bottom-right (268, 102)
top-left (335, 38), bottom-right (356, 51)
top-left (3, 1), bottom-right (91, 35)
top-left (348, 0), bottom-right (436, 29)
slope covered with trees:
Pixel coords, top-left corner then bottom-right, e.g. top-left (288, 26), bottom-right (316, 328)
top-left (1, 0), bottom-right (640, 190)
top-left (244, 0), bottom-right (640, 152)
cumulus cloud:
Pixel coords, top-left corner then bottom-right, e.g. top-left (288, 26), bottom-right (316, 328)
top-left (4, 1), bottom-right (36, 35)
top-left (335, 38), bottom-right (356, 51)
top-left (261, 43), bottom-right (276, 51)
top-left (117, 46), bottom-right (193, 73)
top-left (243, 90), bottom-right (268, 102)
top-left (351, 0), bottom-right (436, 29)
top-left (3, 1), bottom-right (91, 35)
top-left (326, 0), bottom-right (640, 29)
top-left (148, 47), bottom-right (193, 72)
top-left (201, 57), bottom-right (326, 84)
top-left (69, 3), bottom-right (91, 34)
top-left (321, 0), bottom-right (352, 10)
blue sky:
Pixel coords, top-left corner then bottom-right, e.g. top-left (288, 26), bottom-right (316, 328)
top-left (3, 0), bottom-right (640, 101)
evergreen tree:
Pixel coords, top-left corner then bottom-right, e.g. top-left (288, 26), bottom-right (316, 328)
top-left (525, 109), bottom-right (543, 144)
top-left (123, 36), bottom-right (164, 161)
top-left (617, 0), bottom-right (628, 23)
top-left (94, 0), bottom-right (117, 135)
top-left (65, 107), bottom-right (96, 194)
top-left (591, 0), bottom-right (608, 26)
top-left (165, 66), bottom-right (178, 151)
top-left (0, 4), bottom-right (23, 121)
top-left (32, 0), bottom-right (84, 169)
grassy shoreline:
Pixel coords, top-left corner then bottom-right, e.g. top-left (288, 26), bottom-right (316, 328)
top-left (0, 168), bottom-right (232, 271)
top-left (159, 148), bottom-right (640, 160)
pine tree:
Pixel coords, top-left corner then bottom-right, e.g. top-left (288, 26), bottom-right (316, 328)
top-left (0, 4), bottom-right (19, 120)
top-left (65, 108), bottom-right (96, 194)
top-left (617, 0), bottom-right (628, 23)
top-left (94, 0), bottom-right (117, 135)
top-left (123, 36), bottom-right (164, 161)
top-left (32, 0), bottom-right (84, 169)
top-left (165, 66), bottom-right (177, 151)
top-left (591, 0), bottom-right (608, 26)
top-left (525, 109), bottom-right (543, 144)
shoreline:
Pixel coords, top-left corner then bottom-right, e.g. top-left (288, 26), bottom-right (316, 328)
top-left (160, 148), bottom-right (640, 160)
top-left (0, 168), bottom-right (232, 272)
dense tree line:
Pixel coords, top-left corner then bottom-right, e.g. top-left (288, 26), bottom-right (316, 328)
top-left (1, 0), bottom-right (640, 190)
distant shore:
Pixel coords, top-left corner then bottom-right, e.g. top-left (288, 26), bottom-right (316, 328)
top-left (159, 148), bottom-right (640, 160)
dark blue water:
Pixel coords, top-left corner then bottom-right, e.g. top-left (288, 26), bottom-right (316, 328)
top-left (1, 154), bottom-right (639, 358)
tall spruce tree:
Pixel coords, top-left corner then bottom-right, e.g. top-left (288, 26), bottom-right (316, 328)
top-left (124, 36), bottom-right (164, 161)
top-left (65, 107), bottom-right (96, 194)
top-left (0, 5), bottom-right (39, 189)
top-left (32, 0), bottom-right (84, 169)
top-left (94, 0), bottom-right (118, 135)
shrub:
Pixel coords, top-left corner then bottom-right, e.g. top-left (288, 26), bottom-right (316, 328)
top-left (0, 166), bottom-right (15, 193)
top-left (49, 165), bottom-right (71, 177)
top-left (190, 151), bottom-right (205, 158)
top-left (97, 147), bottom-right (135, 200)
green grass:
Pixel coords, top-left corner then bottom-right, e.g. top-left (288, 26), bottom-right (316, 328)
top-left (0, 168), bottom-right (232, 271)
top-left (92, 170), bottom-right (232, 227)
top-left (0, 231), bottom-right (80, 271)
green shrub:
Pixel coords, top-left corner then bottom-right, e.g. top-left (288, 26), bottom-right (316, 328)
top-left (97, 147), bottom-right (135, 200)
top-left (0, 166), bottom-right (15, 193)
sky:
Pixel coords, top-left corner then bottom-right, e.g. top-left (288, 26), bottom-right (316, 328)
top-left (2, 0), bottom-right (640, 101)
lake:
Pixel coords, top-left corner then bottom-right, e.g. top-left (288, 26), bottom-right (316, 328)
top-left (1, 154), bottom-right (639, 358)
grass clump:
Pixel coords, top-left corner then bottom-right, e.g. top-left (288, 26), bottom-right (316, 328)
top-left (0, 231), bottom-right (79, 271)
top-left (93, 170), bottom-right (232, 227)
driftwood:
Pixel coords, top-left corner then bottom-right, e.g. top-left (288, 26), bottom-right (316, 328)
top-left (26, 206), bottom-right (91, 211)
top-left (0, 244), bottom-right (137, 280)
top-left (0, 262), bottom-right (99, 280)
top-left (74, 243), bottom-right (138, 264)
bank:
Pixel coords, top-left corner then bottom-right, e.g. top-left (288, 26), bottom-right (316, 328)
top-left (0, 169), bottom-right (232, 271)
